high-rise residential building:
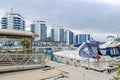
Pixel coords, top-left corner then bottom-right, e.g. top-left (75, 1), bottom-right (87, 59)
top-left (76, 34), bottom-right (90, 44)
top-left (1, 11), bottom-right (25, 30)
top-left (30, 24), bottom-right (35, 34)
top-left (51, 26), bottom-right (64, 42)
top-left (30, 21), bottom-right (47, 42)
top-left (65, 30), bottom-right (74, 45)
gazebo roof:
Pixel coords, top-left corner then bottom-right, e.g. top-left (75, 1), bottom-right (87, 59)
top-left (0, 29), bottom-right (34, 37)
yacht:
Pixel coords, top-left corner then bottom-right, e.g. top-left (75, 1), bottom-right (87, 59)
top-left (53, 38), bottom-right (120, 71)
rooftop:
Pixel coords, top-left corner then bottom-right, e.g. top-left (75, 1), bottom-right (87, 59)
top-left (0, 29), bottom-right (34, 37)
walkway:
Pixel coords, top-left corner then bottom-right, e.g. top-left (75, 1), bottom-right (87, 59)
top-left (0, 61), bottom-right (116, 80)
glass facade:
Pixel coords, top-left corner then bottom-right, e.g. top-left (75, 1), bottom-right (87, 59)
top-left (13, 17), bottom-right (21, 30)
top-left (60, 29), bottom-right (64, 42)
top-left (76, 34), bottom-right (90, 44)
top-left (69, 31), bottom-right (73, 44)
top-left (51, 29), bottom-right (54, 41)
top-left (40, 24), bottom-right (47, 41)
top-left (64, 32), bottom-right (66, 42)
top-left (1, 17), bottom-right (8, 29)
top-left (76, 35), bottom-right (78, 44)
top-left (30, 24), bottom-right (35, 34)
top-left (23, 21), bottom-right (25, 30)
top-left (30, 24), bottom-right (35, 42)
top-left (80, 34), bottom-right (86, 43)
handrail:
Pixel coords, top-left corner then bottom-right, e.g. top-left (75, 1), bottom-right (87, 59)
top-left (0, 53), bottom-right (45, 66)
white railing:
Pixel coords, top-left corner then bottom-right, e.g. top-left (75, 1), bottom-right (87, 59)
top-left (0, 53), bottom-right (45, 66)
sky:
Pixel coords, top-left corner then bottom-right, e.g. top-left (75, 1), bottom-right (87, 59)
top-left (0, 0), bottom-right (120, 41)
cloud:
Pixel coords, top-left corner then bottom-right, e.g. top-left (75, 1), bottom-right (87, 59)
top-left (82, 0), bottom-right (120, 5)
top-left (0, 0), bottom-right (120, 41)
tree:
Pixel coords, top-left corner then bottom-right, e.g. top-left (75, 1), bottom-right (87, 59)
top-left (114, 64), bottom-right (120, 80)
top-left (20, 39), bottom-right (30, 49)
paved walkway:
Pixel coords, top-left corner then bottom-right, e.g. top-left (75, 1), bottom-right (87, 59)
top-left (0, 61), bottom-right (117, 80)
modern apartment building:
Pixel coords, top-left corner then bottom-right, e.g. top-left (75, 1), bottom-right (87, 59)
top-left (51, 26), bottom-right (64, 42)
top-left (30, 21), bottom-right (47, 42)
top-left (65, 30), bottom-right (74, 45)
top-left (76, 34), bottom-right (90, 44)
top-left (1, 11), bottom-right (25, 30)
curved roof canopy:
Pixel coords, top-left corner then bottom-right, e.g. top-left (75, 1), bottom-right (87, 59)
top-left (0, 29), bottom-right (34, 37)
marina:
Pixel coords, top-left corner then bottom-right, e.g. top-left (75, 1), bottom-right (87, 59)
top-left (0, 1), bottom-right (120, 80)
top-left (0, 24), bottom-right (120, 80)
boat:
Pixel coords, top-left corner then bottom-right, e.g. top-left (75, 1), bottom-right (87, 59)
top-left (53, 37), bottom-right (120, 72)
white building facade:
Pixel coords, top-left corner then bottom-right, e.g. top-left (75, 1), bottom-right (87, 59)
top-left (51, 26), bottom-right (64, 42)
top-left (65, 30), bottom-right (74, 45)
top-left (1, 12), bottom-right (25, 30)
top-left (30, 21), bottom-right (47, 42)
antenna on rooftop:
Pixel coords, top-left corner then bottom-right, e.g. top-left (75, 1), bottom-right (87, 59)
top-left (11, 8), bottom-right (13, 13)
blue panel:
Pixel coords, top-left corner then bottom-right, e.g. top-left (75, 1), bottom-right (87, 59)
top-left (46, 48), bottom-right (52, 50)
top-left (79, 42), bottom-right (99, 58)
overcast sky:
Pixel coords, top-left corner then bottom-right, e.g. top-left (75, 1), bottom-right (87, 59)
top-left (0, 0), bottom-right (120, 41)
